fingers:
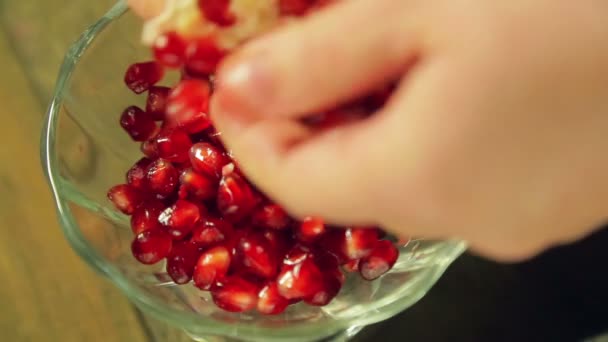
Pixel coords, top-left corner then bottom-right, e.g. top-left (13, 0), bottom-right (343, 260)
top-left (127, 0), bottom-right (165, 19)
top-left (213, 0), bottom-right (424, 121)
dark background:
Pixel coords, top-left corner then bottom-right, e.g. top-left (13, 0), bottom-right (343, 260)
top-left (357, 226), bottom-right (608, 342)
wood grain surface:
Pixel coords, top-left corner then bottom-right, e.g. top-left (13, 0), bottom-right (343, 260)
top-left (0, 1), bottom-right (190, 341)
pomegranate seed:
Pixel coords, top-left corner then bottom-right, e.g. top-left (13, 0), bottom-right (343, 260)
top-left (279, 0), bottom-right (314, 16)
top-left (107, 184), bottom-right (144, 215)
top-left (217, 165), bottom-right (257, 222)
top-left (318, 229), bottom-right (348, 263)
top-left (258, 283), bottom-right (289, 315)
top-left (131, 228), bottom-right (173, 265)
top-left (262, 230), bottom-right (292, 259)
top-left (277, 257), bottom-right (324, 299)
top-left (166, 80), bottom-right (212, 134)
top-left (252, 204), bottom-right (290, 230)
top-left (141, 139), bottom-right (159, 159)
top-left (193, 245), bottom-right (231, 290)
top-left (197, 0), bottom-right (236, 27)
top-left (191, 217), bottom-right (233, 248)
top-left (166, 241), bottom-right (200, 284)
top-left (185, 37), bottom-right (226, 75)
top-left (189, 142), bottom-right (230, 179)
top-left (146, 86), bottom-right (171, 120)
top-left (283, 244), bottom-right (314, 266)
top-left (237, 232), bottom-right (279, 279)
top-left (211, 276), bottom-right (261, 313)
top-left (120, 106), bottom-right (159, 141)
top-left (159, 200), bottom-right (201, 239)
top-left (359, 240), bottom-right (399, 280)
top-left (342, 259), bottom-right (360, 273)
top-left (156, 129), bottom-right (193, 163)
top-left (153, 31), bottom-right (187, 68)
top-left (131, 200), bottom-right (165, 235)
top-left (304, 273), bottom-right (342, 306)
top-left (296, 216), bottom-right (326, 242)
top-left (344, 227), bottom-right (379, 260)
top-left (126, 158), bottom-right (152, 190)
top-left (124, 61), bottom-right (164, 94)
top-left (146, 159), bottom-right (178, 197)
top-left (179, 168), bottom-right (217, 200)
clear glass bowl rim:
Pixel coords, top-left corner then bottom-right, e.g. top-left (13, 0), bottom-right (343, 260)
top-left (40, 1), bottom-right (467, 339)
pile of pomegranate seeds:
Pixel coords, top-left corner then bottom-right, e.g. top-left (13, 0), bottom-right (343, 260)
top-left (108, 0), bottom-right (400, 314)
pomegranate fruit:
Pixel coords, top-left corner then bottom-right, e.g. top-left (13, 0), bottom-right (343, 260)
top-left (146, 86), bottom-right (171, 120)
top-left (124, 61), bottom-right (164, 94)
top-left (131, 228), bottom-right (173, 265)
top-left (158, 199), bottom-right (201, 239)
top-left (191, 217), bottom-right (233, 248)
top-left (359, 240), bottom-right (399, 281)
top-left (258, 282), bottom-right (289, 315)
top-left (166, 241), bottom-right (200, 284)
top-left (131, 200), bottom-right (165, 234)
top-left (211, 276), bottom-right (260, 313)
top-left (193, 245), bottom-right (231, 290)
top-left (120, 106), bottom-right (159, 141)
top-left (108, 0), bottom-right (404, 314)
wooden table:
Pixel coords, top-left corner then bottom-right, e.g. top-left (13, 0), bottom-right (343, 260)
top-left (0, 1), bottom-right (190, 341)
top-left (1, 1), bottom-right (607, 341)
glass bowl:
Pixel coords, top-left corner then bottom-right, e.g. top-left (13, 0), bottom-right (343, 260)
top-left (41, 1), bottom-right (467, 341)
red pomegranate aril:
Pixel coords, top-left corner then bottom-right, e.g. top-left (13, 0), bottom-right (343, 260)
top-left (146, 158), bottom-right (179, 197)
top-left (211, 276), bottom-right (261, 313)
top-left (217, 165), bottom-right (257, 222)
top-left (141, 139), bottom-right (159, 159)
top-left (159, 200), bottom-right (201, 239)
top-left (304, 272), bottom-right (342, 306)
top-left (258, 282), bottom-right (289, 315)
top-left (127, 157), bottom-right (153, 190)
top-left (359, 240), bottom-right (399, 281)
top-left (166, 241), bottom-right (200, 284)
top-left (237, 232), bottom-right (279, 279)
top-left (131, 228), bottom-right (173, 265)
top-left (342, 259), bottom-right (360, 273)
top-left (166, 79), bottom-right (212, 133)
top-left (185, 37), bottom-right (226, 75)
top-left (279, 0), bottom-right (314, 16)
top-left (189, 142), bottom-right (229, 179)
top-left (179, 168), bottom-right (217, 200)
top-left (277, 258), bottom-right (324, 299)
top-left (297, 216), bottom-right (326, 242)
top-left (107, 184), bottom-right (144, 215)
top-left (131, 200), bottom-right (165, 235)
top-left (120, 106), bottom-right (159, 141)
top-left (262, 230), bottom-right (292, 259)
top-left (146, 86), bottom-right (171, 120)
top-left (153, 31), bottom-right (187, 68)
top-left (318, 230), bottom-right (348, 263)
top-left (252, 204), bottom-right (290, 230)
top-left (345, 227), bottom-right (379, 260)
top-left (156, 129), bottom-right (193, 163)
top-left (124, 61), bottom-right (164, 94)
top-left (284, 244), bottom-right (312, 266)
top-left (191, 217), bottom-right (233, 248)
top-left (197, 0), bottom-right (236, 27)
top-left (193, 245), bottom-right (231, 290)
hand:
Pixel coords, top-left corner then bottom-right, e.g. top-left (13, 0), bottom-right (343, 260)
top-left (131, 0), bottom-right (608, 262)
